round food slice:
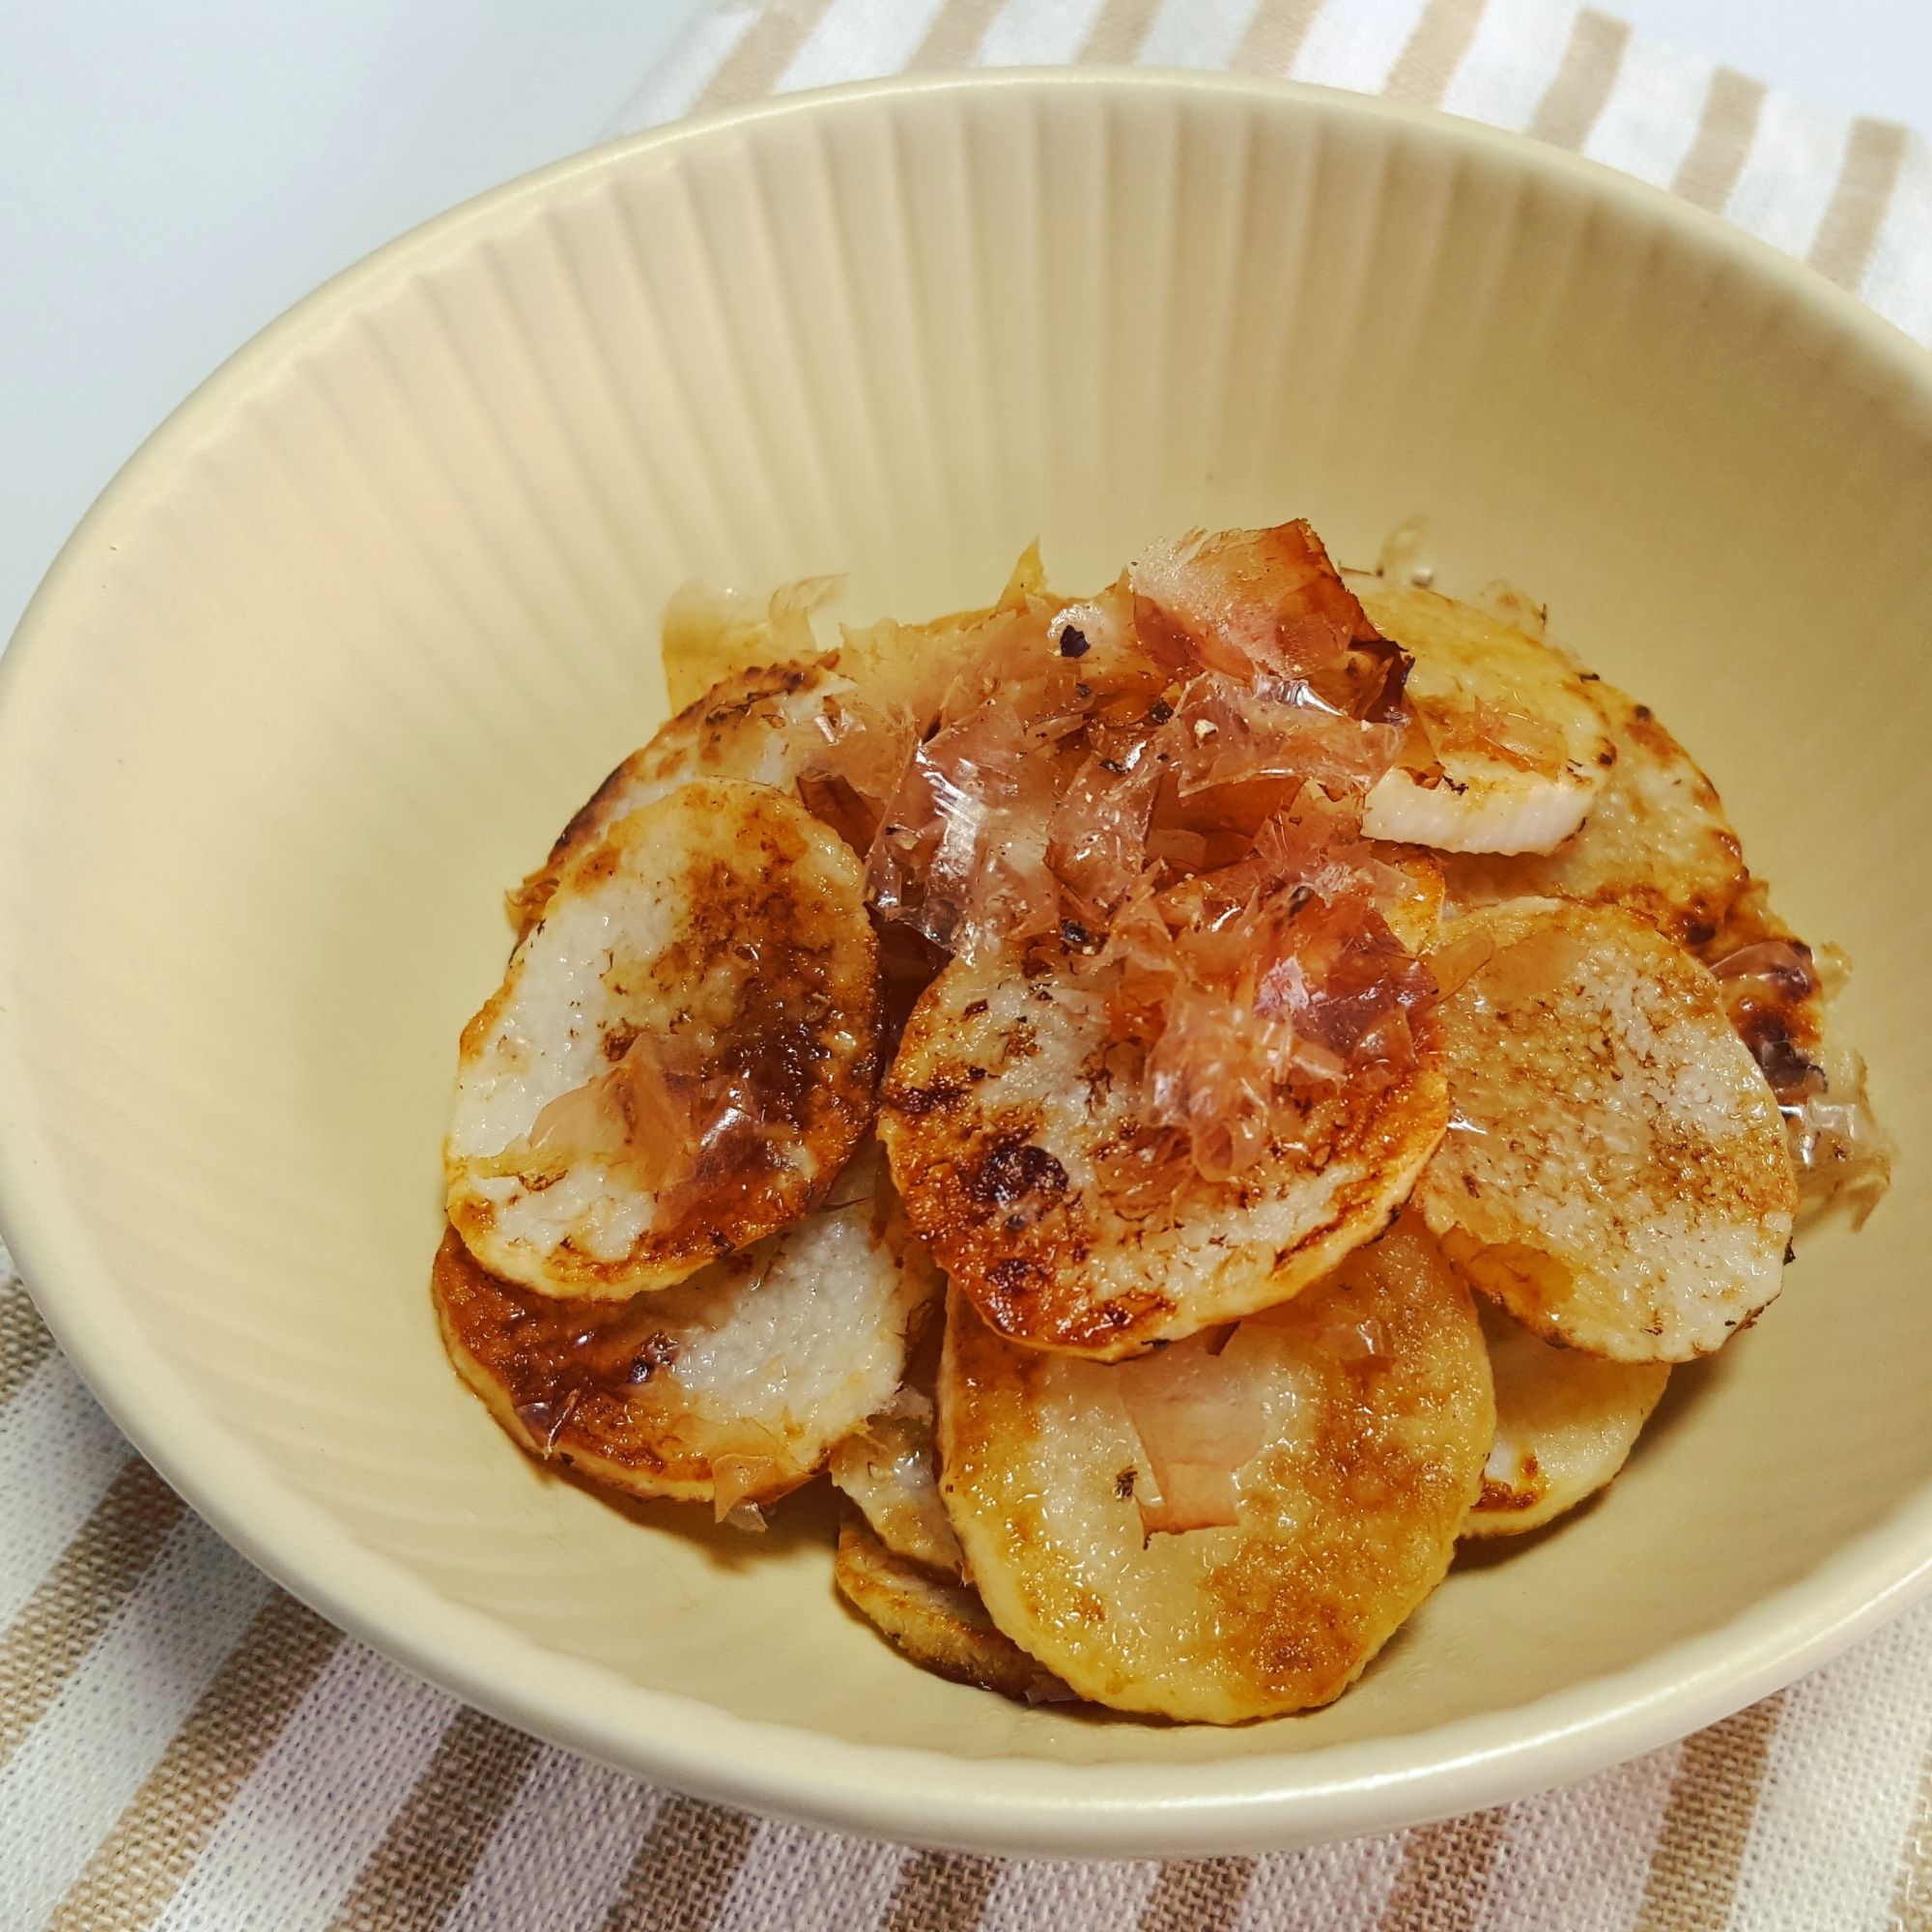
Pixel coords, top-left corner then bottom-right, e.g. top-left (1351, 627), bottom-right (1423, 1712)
top-left (937, 1216), bottom-right (1494, 1722)
top-left (433, 1166), bottom-right (939, 1515)
top-left (1463, 1298), bottom-right (1670, 1537)
top-left (834, 1512), bottom-right (1071, 1704)
top-left (1439, 676), bottom-right (1748, 950)
top-left (447, 779), bottom-right (881, 1298)
top-left (1356, 585), bottom-right (1614, 855)
top-left (878, 950), bottom-right (1447, 1360)
top-left (1415, 900), bottom-right (1798, 1361)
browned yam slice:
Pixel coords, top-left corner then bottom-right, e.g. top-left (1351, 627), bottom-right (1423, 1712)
top-left (507, 664), bottom-right (851, 938)
top-left (1417, 900), bottom-right (1797, 1362)
top-left (879, 951), bottom-right (1448, 1360)
top-left (1463, 1298), bottom-right (1670, 1537)
top-left (432, 1180), bottom-right (939, 1511)
top-left (834, 1512), bottom-right (1073, 1705)
top-left (937, 1218), bottom-right (1494, 1722)
top-left (1440, 678), bottom-right (1748, 951)
top-left (447, 780), bottom-right (880, 1299)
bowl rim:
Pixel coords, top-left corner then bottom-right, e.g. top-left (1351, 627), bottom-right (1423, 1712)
top-left (4, 64), bottom-right (1932, 1859)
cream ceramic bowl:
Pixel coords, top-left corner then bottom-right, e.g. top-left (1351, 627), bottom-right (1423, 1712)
top-left (1, 71), bottom-right (1929, 1859)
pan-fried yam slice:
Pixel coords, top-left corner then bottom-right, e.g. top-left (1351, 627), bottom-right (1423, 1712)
top-left (1440, 678), bottom-right (1748, 950)
top-left (507, 663), bottom-right (872, 936)
top-left (937, 1218), bottom-right (1493, 1722)
top-left (432, 1171), bottom-right (939, 1515)
top-left (1356, 587), bottom-right (1614, 855)
top-left (1463, 1299), bottom-right (1670, 1537)
top-left (447, 780), bottom-right (880, 1298)
top-left (834, 1512), bottom-right (1073, 1704)
top-left (879, 951), bottom-right (1448, 1360)
top-left (1416, 900), bottom-right (1797, 1362)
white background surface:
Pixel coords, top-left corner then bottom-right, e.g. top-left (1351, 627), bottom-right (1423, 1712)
top-left (3, 0), bottom-right (1928, 650)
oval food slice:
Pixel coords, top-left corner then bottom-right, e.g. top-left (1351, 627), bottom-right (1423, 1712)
top-left (1357, 586), bottom-right (1615, 855)
top-left (1463, 1298), bottom-right (1670, 1537)
top-left (833, 1512), bottom-right (1072, 1704)
top-left (433, 1167), bottom-right (939, 1514)
top-left (1415, 900), bottom-right (1797, 1361)
top-left (1439, 677), bottom-right (1747, 950)
top-left (937, 1216), bottom-right (1493, 1722)
top-left (879, 949), bottom-right (1448, 1360)
top-left (448, 779), bottom-right (880, 1298)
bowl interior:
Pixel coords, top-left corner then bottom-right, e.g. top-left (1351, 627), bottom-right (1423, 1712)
top-left (3, 71), bottom-right (1931, 1855)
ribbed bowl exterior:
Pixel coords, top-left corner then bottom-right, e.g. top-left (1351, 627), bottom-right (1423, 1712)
top-left (2, 71), bottom-right (1930, 1856)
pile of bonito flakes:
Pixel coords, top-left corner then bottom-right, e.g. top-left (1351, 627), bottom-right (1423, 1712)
top-left (437, 521), bottom-right (1889, 1722)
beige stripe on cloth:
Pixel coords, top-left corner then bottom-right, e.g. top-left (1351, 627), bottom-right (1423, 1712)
top-left (879, 1850), bottom-right (1006, 1931)
top-left (910, 0), bottom-right (1007, 71)
top-left (0, 1272), bottom-right (58, 1409)
top-left (1890, 1722), bottom-right (1932, 1931)
top-left (695, 0), bottom-right (836, 114)
top-left (43, 1590), bottom-right (343, 1932)
top-left (1229, 0), bottom-right (1325, 79)
top-left (0, 1458), bottom-right (185, 1773)
top-left (1670, 67), bottom-right (1768, 213)
top-left (1528, 6), bottom-right (1631, 149)
top-left (1081, 0), bottom-right (1167, 64)
top-left (1137, 1856), bottom-right (1256, 1930)
top-left (326, 1707), bottom-right (544, 1931)
top-left (1809, 116), bottom-right (1913, 290)
top-left (1377, 1808), bottom-right (1511, 1929)
top-left (600, 1793), bottom-right (763, 1932)
top-left (1383, 0), bottom-right (1488, 108)
top-left (1632, 1694), bottom-right (1787, 1931)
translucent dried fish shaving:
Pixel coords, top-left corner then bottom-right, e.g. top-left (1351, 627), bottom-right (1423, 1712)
top-left (1354, 585), bottom-right (1615, 855)
top-left (1463, 1297), bottom-right (1670, 1537)
top-left (432, 1150), bottom-right (941, 1519)
top-left (829, 1387), bottom-right (963, 1575)
top-left (937, 1217), bottom-right (1493, 1722)
top-left (1416, 899), bottom-right (1798, 1361)
top-left (879, 851), bottom-right (1449, 1359)
top-left (447, 779), bottom-right (881, 1297)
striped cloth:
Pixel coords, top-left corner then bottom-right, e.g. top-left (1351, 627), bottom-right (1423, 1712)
top-left (5, 4), bottom-right (1932, 1927)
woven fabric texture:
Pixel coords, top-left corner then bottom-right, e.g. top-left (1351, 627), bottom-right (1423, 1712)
top-left (6, 2), bottom-right (1932, 1925)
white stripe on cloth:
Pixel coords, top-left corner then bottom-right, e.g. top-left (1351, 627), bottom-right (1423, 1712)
top-left (1233, 1832), bottom-right (1407, 1930)
top-left (1725, 1596), bottom-right (1932, 1932)
top-left (1723, 89), bottom-right (1853, 258)
top-left (1138, 0), bottom-right (1265, 70)
top-left (0, 1359), bottom-right (129, 1630)
top-left (712, 1819), bottom-right (909, 1932)
top-left (978, 1857), bottom-right (1165, 1931)
top-left (441, 1749), bottom-right (664, 1932)
top-left (147, 1644), bottom-right (456, 1932)
top-left (975, 0), bottom-right (1112, 68)
top-left (1439, 0), bottom-right (1579, 131)
top-left (1472, 1743), bottom-right (1682, 1932)
top-left (1863, 131), bottom-right (1932, 344)
top-left (1581, 32), bottom-right (1713, 187)
top-left (602, 4), bottom-right (762, 135)
top-left (778, 0), bottom-right (953, 92)
top-left (1292, 0), bottom-right (1432, 94)
top-left (0, 1515), bottom-right (272, 1932)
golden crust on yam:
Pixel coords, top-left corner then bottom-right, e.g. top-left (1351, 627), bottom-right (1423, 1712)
top-left (936, 1219), bottom-right (1494, 1722)
top-left (447, 780), bottom-right (880, 1298)
top-left (1463, 1298), bottom-right (1670, 1537)
top-left (1440, 678), bottom-right (1747, 950)
top-left (433, 1178), bottom-right (939, 1509)
top-left (879, 948), bottom-right (1448, 1360)
top-left (834, 1512), bottom-right (1072, 1705)
top-left (1416, 900), bottom-right (1797, 1362)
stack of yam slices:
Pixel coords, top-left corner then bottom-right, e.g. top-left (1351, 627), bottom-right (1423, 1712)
top-left (431, 525), bottom-right (1882, 1723)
